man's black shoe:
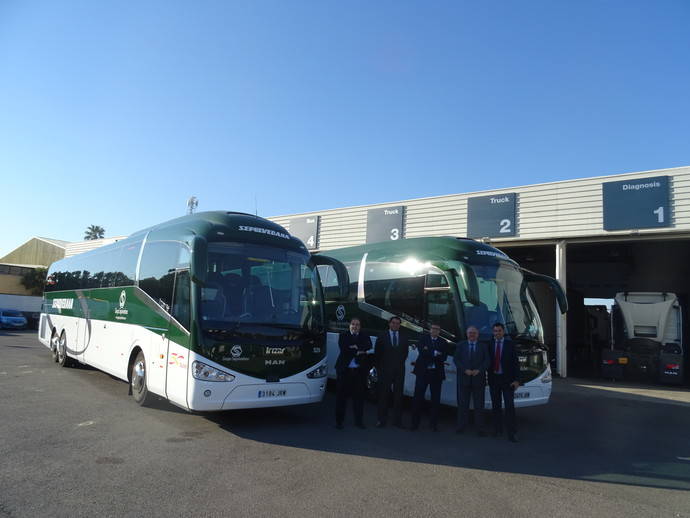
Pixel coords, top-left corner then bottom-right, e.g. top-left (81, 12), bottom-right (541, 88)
top-left (431, 425), bottom-right (439, 432)
top-left (409, 425), bottom-right (419, 431)
top-left (508, 434), bottom-right (518, 443)
top-left (376, 421), bottom-right (386, 428)
top-left (492, 429), bottom-right (503, 437)
top-left (477, 430), bottom-right (487, 437)
top-left (356, 423), bottom-right (366, 430)
top-left (455, 427), bottom-right (465, 434)
top-left (335, 423), bottom-right (344, 430)
top-left (393, 422), bottom-right (406, 430)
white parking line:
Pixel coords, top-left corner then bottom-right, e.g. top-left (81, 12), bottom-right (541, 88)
top-left (678, 456), bottom-right (690, 461)
top-left (76, 420), bottom-right (95, 427)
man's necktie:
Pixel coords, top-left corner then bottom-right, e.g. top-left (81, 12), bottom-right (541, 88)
top-left (392, 332), bottom-right (398, 347)
top-left (494, 341), bottom-right (502, 372)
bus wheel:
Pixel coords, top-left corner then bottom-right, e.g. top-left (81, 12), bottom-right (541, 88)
top-left (131, 351), bottom-right (153, 406)
top-left (57, 331), bottom-right (72, 368)
top-left (50, 330), bottom-right (60, 362)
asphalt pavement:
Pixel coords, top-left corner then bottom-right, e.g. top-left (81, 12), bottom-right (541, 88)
top-left (1, 330), bottom-right (689, 518)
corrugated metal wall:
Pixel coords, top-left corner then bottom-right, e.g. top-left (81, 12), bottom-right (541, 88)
top-left (269, 166), bottom-right (690, 250)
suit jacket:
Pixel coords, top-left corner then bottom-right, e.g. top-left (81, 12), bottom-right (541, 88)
top-left (375, 329), bottom-right (409, 374)
top-left (413, 334), bottom-right (449, 380)
top-left (335, 332), bottom-right (372, 375)
top-left (487, 338), bottom-right (520, 384)
top-left (454, 340), bottom-right (490, 386)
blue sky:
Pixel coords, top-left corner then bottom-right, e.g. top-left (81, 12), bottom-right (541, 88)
top-left (1, 0), bottom-right (689, 257)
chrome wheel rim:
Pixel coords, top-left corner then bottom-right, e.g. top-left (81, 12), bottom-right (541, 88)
top-left (132, 360), bottom-right (146, 393)
top-left (57, 334), bottom-right (66, 363)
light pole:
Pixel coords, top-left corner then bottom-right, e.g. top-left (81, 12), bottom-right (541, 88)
top-left (187, 196), bottom-right (198, 215)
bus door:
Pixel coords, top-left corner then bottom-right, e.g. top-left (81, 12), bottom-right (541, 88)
top-left (424, 268), bottom-right (461, 405)
top-left (164, 268), bottom-right (192, 408)
top-left (76, 291), bottom-right (91, 364)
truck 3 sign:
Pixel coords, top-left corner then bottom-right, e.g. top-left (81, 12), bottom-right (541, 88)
top-left (366, 206), bottom-right (404, 244)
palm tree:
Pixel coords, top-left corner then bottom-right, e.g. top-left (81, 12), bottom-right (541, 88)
top-left (84, 225), bottom-right (105, 240)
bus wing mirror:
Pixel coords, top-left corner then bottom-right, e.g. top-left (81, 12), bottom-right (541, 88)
top-left (522, 269), bottom-right (568, 314)
top-left (310, 255), bottom-right (350, 299)
top-left (191, 236), bottom-right (208, 285)
top-left (458, 264), bottom-right (481, 306)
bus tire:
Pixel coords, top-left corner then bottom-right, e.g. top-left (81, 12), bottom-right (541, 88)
top-left (56, 331), bottom-right (73, 368)
top-left (130, 351), bottom-right (153, 406)
top-left (50, 329), bottom-right (60, 362)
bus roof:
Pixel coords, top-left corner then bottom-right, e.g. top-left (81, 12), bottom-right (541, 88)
top-left (51, 212), bottom-right (307, 270)
top-left (128, 211), bottom-right (307, 252)
top-left (320, 236), bottom-right (518, 266)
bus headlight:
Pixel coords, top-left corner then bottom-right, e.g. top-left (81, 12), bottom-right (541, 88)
top-left (307, 364), bottom-right (328, 379)
top-left (541, 366), bottom-right (552, 383)
top-left (192, 361), bottom-right (235, 382)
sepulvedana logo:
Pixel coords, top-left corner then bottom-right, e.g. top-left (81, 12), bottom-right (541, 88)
top-left (51, 298), bottom-right (74, 313)
top-left (238, 225), bottom-right (290, 240)
top-left (114, 289), bottom-right (129, 320)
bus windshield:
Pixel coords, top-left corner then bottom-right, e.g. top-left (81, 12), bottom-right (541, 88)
top-left (456, 261), bottom-right (543, 343)
top-left (200, 242), bottom-right (323, 329)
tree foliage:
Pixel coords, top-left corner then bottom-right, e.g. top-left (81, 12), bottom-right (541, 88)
top-left (84, 225), bottom-right (105, 240)
top-left (20, 267), bottom-right (47, 296)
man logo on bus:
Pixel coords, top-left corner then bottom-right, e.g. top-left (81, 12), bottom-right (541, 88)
top-left (119, 290), bottom-right (127, 309)
top-left (336, 305), bottom-right (346, 321)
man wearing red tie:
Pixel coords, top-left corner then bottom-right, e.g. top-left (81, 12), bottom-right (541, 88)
top-left (488, 323), bottom-right (520, 442)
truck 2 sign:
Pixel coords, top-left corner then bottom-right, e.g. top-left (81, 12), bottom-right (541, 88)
top-left (467, 193), bottom-right (517, 238)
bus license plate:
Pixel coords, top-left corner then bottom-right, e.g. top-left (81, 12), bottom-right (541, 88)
top-left (258, 389), bottom-right (287, 398)
top-left (514, 391), bottom-right (530, 399)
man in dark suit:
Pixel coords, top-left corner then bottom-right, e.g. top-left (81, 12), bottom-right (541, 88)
top-left (487, 322), bottom-right (520, 442)
top-left (454, 325), bottom-right (490, 436)
top-left (410, 323), bottom-right (448, 431)
top-left (335, 317), bottom-right (372, 429)
top-left (375, 316), bottom-right (409, 428)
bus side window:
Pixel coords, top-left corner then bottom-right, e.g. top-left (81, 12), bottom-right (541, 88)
top-left (171, 270), bottom-right (191, 330)
top-left (364, 261), bottom-right (425, 322)
top-left (139, 241), bottom-right (190, 314)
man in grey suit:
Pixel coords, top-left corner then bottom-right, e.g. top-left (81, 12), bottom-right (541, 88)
top-left (454, 325), bottom-right (490, 435)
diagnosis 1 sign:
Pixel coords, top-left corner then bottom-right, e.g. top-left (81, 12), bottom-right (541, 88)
top-left (289, 216), bottom-right (319, 249)
top-left (602, 176), bottom-right (670, 231)
top-left (467, 193), bottom-right (517, 238)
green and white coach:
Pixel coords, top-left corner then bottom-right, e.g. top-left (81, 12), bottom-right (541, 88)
top-left (39, 211), bottom-right (348, 411)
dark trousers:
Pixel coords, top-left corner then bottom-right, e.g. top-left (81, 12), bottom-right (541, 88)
top-left (377, 368), bottom-right (405, 424)
top-left (457, 381), bottom-right (486, 429)
top-left (489, 378), bottom-right (516, 435)
top-left (411, 371), bottom-right (442, 428)
top-left (335, 368), bottom-right (367, 426)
